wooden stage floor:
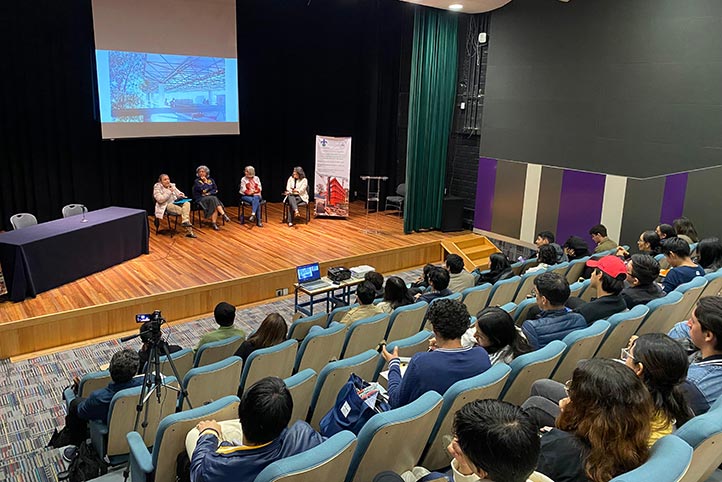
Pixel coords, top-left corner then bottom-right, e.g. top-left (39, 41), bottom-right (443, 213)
top-left (0, 201), bottom-right (466, 358)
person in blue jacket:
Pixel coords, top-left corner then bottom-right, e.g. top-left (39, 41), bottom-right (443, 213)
top-left (190, 377), bottom-right (325, 482)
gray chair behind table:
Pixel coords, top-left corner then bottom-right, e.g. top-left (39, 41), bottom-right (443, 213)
top-left (61, 204), bottom-right (88, 218)
top-left (10, 212), bottom-right (38, 230)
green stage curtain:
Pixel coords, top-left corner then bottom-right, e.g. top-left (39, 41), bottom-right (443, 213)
top-left (404, 8), bottom-right (458, 234)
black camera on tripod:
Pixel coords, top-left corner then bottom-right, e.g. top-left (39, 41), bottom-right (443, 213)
top-left (135, 310), bottom-right (165, 344)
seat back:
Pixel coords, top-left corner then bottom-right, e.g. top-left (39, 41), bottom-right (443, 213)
top-left (672, 276), bottom-right (708, 322)
top-left (341, 313), bottom-right (390, 359)
top-left (699, 269), bottom-right (722, 298)
top-left (327, 304), bottom-right (358, 326)
top-left (284, 369), bottom-right (317, 425)
top-left (373, 331), bottom-right (433, 382)
top-left (386, 301), bottom-right (428, 342)
top-left (194, 335), bottom-right (244, 367)
top-left (240, 339), bottom-right (299, 393)
top-left (309, 350), bottom-right (379, 429)
top-left (288, 311), bottom-right (328, 341)
top-left (501, 340), bottom-right (566, 406)
top-left (565, 256), bottom-right (590, 284)
top-left (513, 271), bottom-right (545, 304)
top-left (255, 431), bottom-right (357, 482)
top-left (519, 258), bottom-right (539, 275)
top-left (513, 297), bottom-right (537, 327)
top-left (552, 320), bottom-right (610, 382)
top-left (675, 403), bottom-right (722, 482)
top-left (595, 305), bottom-right (649, 359)
top-left (103, 377), bottom-right (179, 458)
top-left (569, 279), bottom-right (590, 299)
top-left (510, 261), bottom-right (524, 276)
top-left (420, 364), bottom-right (512, 471)
top-left (486, 276), bottom-right (521, 307)
top-left (182, 356), bottom-right (243, 407)
top-left (78, 370), bottom-right (112, 398)
top-left (548, 261), bottom-right (570, 278)
top-left (62, 204), bottom-right (88, 218)
top-left (609, 435), bottom-right (693, 482)
top-left (346, 391), bottom-right (443, 482)
top-left (461, 284), bottom-right (492, 318)
top-left (636, 291), bottom-right (684, 335)
top-left (157, 348), bottom-right (194, 381)
top-left (580, 284), bottom-right (597, 302)
top-left (295, 323), bottom-right (347, 375)
top-left (127, 395), bottom-right (240, 482)
top-left (10, 212), bottom-right (38, 230)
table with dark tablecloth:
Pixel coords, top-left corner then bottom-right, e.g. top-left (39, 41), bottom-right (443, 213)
top-left (0, 207), bottom-right (149, 302)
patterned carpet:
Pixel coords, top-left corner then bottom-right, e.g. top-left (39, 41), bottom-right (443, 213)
top-left (0, 269), bottom-right (421, 481)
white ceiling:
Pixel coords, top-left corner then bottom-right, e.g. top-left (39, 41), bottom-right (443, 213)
top-left (398, 0), bottom-right (512, 14)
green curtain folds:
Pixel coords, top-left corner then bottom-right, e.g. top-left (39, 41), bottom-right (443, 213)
top-left (404, 8), bottom-right (458, 234)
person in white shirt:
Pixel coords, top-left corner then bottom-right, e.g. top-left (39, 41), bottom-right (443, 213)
top-left (284, 166), bottom-right (309, 227)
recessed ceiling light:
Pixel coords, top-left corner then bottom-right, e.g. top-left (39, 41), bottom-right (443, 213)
top-left (449, 4), bottom-right (463, 10)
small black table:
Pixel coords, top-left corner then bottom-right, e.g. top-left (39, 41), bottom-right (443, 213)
top-left (0, 207), bottom-right (149, 302)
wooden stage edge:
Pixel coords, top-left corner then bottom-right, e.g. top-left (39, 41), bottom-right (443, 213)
top-left (1, 235), bottom-right (454, 359)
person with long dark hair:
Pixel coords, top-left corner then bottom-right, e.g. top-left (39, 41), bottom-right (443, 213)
top-left (234, 313), bottom-right (288, 362)
top-left (473, 307), bottom-right (532, 365)
top-left (284, 166), bottom-right (308, 227)
top-left (616, 230), bottom-right (662, 259)
top-left (536, 359), bottom-right (652, 482)
top-left (696, 237), bottom-right (722, 273)
top-left (377, 276), bottom-right (414, 314)
top-left (525, 245), bottom-right (557, 274)
top-left (623, 333), bottom-right (692, 443)
top-left (563, 236), bottom-right (591, 261)
top-left (476, 253), bottom-right (514, 286)
top-left (673, 216), bottom-right (699, 244)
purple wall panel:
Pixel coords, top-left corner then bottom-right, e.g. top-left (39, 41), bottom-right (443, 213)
top-left (659, 173), bottom-right (688, 224)
top-left (555, 170), bottom-right (606, 249)
top-left (474, 157), bottom-right (498, 230)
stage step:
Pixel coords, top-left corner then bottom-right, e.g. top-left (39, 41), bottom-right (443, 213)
top-left (441, 234), bottom-right (501, 272)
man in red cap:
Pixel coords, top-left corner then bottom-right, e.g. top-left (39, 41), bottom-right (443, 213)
top-left (574, 255), bottom-right (628, 324)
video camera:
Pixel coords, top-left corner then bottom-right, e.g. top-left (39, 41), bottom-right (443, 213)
top-left (136, 310), bottom-right (164, 324)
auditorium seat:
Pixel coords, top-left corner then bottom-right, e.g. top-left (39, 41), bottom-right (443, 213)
top-left (420, 363), bottom-right (511, 471)
top-left (193, 335), bottom-right (244, 368)
top-left (373, 330), bottom-right (433, 383)
top-left (569, 279), bottom-right (590, 299)
top-left (461, 283), bottom-right (492, 318)
top-left (675, 401), bottom-right (722, 482)
top-left (385, 301), bottom-right (428, 342)
top-left (255, 430), bottom-right (357, 482)
top-left (513, 270), bottom-right (546, 304)
top-left (486, 276), bottom-right (521, 307)
top-left (288, 311), bottom-right (329, 341)
top-left (68, 370), bottom-right (111, 399)
top-left (127, 395), bottom-right (240, 482)
top-left (340, 313), bottom-right (390, 359)
top-left (672, 276), bottom-right (708, 322)
top-left (565, 256), bottom-right (590, 284)
top-left (180, 356), bottom-right (242, 408)
top-left (294, 323), bottom-right (347, 375)
top-left (284, 369), bottom-right (317, 426)
top-left (595, 305), bottom-right (649, 359)
top-left (500, 340), bottom-right (566, 406)
top-left (518, 258), bottom-right (539, 275)
top-left (345, 391), bottom-right (443, 482)
top-left (698, 268), bottom-right (722, 299)
top-left (239, 339), bottom-right (298, 394)
top-left (636, 292), bottom-right (684, 336)
top-left (551, 320), bottom-right (610, 383)
top-left (609, 435), bottom-right (692, 482)
top-left (156, 348), bottom-right (194, 381)
top-left (327, 304), bottom-right (358, 326)
top-left (548, 261), bottom-right (570, 278)
top-left (512, 297), bottom-right (537, 326)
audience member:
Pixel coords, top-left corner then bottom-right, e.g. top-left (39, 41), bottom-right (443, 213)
top-left (239, 165), bottom-right (264, 227)
top-left (696, 237), bottom-right (722, 273)
top-left (416, 267), bottom-right (453, 304)
top-left (58, 349), bottom-right (142, 451)
top-left (364, 271), bottom-right (385, 298)
top-left (381, 299), bottom-right (490, 408)
top-left (409, 263), bottom-right (435, 296)
top-left (233, 313), bottom-right (287, 362)
top-left (669, 297), bottom-right (722, 414)
top-left (195, 302), bottom-right (246, 351)
top-left (473, 307), bottom-right (532, 365)
top-left (521, 273), bottom-right (586, 349)
top-left (446, 254), bottom-right (475, 293)
top-left (656, 223), bottom-right (677, 242)
top-left (534, 231), bottom-right (567, 263)
top-left (661, 238), bottom-right (704, 293)
top-left (475, 253), bottom-right (514, 286)
top-left (340, 281), bottom-right (383, 324)
top-left (673, 216), bottom-right (699, 244)
top-left (621, 254), bottom-right (664, 308)
top-left (284, 166), bottom-right (308, 227)
top-left (137, 321), bottom-right (183, 375)
top-left (535, 359), bottom-right (652, 482)
top-left (193, 165), bottom-right (230, 231)
top-left (572, 256), bottom-right (627, 324)
top-left (189, 377), bottom-right (325, 482)
top-left (525, 245), bottom-right (557, 274)
top-left (618, 230), bottom-right (663, 258)
top-left (153, 173), bottom-right (196, 238)
top-left (588, 224), bottom-right (617, 253)
top-left (562, 236), bottom-right (591, 261)
top-left (377, 276), bottom-right (414, 314)
top-left (401, 400), bottom-right (545, 482)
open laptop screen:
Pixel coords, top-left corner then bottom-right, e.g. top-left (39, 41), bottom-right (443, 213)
top-left (297, 263), bottom-right (321, 284)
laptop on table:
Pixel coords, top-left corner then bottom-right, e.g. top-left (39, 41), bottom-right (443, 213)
top-left (297, 262), bottom-right (332, 291)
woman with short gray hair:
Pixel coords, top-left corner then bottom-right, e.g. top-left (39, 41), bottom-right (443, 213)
top-left (239, 165), bottom-right (263, 227)
top-left (192, 165), bottom-right (230, 230)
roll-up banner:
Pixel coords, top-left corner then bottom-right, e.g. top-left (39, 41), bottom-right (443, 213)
top-left (314, 135), bottom-right (351, 218)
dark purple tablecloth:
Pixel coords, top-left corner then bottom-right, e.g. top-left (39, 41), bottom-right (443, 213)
top-left (0, 207), bottom-right (149, 302)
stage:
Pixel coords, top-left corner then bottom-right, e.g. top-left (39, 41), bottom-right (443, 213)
top-left (0, 201), bottom-right (466, 359)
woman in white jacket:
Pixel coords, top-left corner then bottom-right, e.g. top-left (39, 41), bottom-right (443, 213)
top-left (284, 166), bottom-right (308, 226)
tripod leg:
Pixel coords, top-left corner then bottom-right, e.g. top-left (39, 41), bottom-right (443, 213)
top-left (160, 343), bottom-right (193, 410)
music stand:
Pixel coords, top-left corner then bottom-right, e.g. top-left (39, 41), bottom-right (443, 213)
top-left (360, 175), bottom-right (388, 234)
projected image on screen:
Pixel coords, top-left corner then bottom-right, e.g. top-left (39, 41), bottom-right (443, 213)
top-left (97, 50), bottom-right (238, 124)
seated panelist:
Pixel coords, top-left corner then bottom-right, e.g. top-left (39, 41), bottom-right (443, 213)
top-left (153, 173), bottom-right (196, 238)
top-left (283, 166), bottom-right (308, 227)
top-left (193, 164), bottom-right (231, 231)
top-left (239, 165), bottom-right (263, 227)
